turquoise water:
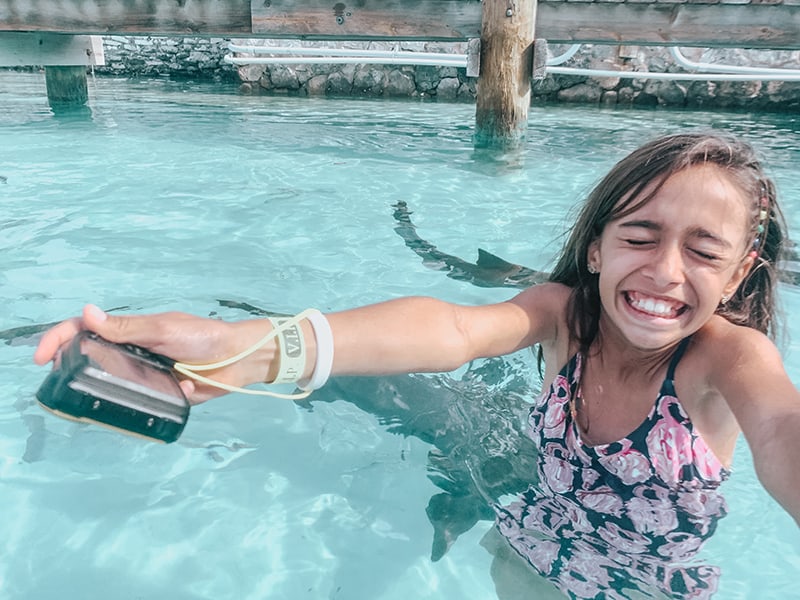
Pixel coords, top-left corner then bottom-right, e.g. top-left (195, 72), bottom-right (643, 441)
top-left (1, 71), bottom-right (799, 599)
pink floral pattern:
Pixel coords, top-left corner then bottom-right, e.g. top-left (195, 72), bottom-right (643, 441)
top-left (495, 340), bottom-right (729, 599)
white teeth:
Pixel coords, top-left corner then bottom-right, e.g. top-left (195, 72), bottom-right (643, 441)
top-left (654, 302), bottom-right (670, 315)
top-left (631, 296), bottom-right (675, 316)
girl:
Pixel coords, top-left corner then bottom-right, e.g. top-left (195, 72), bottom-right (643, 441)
top-left (34, 132), bottom-right (800, 598)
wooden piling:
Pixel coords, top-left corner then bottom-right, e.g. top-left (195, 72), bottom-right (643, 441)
top-left (45, 65), bottom-right (89, 106)
top-left (474, 0), bottom-right (537, 149)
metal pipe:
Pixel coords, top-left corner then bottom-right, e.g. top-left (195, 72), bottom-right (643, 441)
top-left (224, 55), bottom-right (467, 67)
top-left (225, 42), bottom-right (800, 81)
top-left (227, 43), bottom-right (467, 63)
top-left (669, 46), bottom-right (800, 76)
top-left (546, 44), bottom-right (582, 67)
top-left (547, 66), bottom-right (800, 82)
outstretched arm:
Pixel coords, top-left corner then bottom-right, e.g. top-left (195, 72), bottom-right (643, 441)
top-left (715, 328), bottom-right (800, 525)
top-left (34, 285), bottom-right (565, 404)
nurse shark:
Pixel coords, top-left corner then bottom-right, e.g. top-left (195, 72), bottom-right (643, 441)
top-left (392, 201), bottom-right (548, 289)
top-left (215, 300), bottom-right (541, 561)
top-left (8, 199), bottom-right (800, 561)
top-left (7, 201), bottom-right (800, 561)
top-left (392, 200), bottom-right (800, 289)
top-left (7, 300), bottom-right (539, 562)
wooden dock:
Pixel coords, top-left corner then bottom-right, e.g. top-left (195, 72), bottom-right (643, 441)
top-left (2, 0), bottom-right (798, 48)
top-left (2, 0), bottom-right (799, 145)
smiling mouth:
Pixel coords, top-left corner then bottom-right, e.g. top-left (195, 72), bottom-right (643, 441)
top-left (625, 291), bottom-right (687, 319)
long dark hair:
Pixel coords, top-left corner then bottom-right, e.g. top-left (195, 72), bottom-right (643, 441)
top-left (546, 132), bottom-right (786, 364)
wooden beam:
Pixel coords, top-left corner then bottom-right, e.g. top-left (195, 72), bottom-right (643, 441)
top-left (0, 0), bottom-right (252, 36)
top-left (251, 0), bottom-right (481, 41)
top-left (536, 4), bottom-right (800, 50)
top-left (0, 33), bottom-right (104, 67)
top-left (0, 1), bottom-right (799, 49)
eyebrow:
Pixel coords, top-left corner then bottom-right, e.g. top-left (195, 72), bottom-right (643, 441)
top-left (618, 219), bottom-right (733, 249)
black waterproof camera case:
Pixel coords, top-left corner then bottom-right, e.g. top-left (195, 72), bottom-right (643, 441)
top-left (36, 331), bottom-right (190, 443)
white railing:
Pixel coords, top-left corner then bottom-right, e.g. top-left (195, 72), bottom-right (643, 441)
top-left (226, 41), bottom-right (800, 82)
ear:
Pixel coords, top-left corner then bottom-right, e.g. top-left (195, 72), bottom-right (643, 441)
top-left (723, 254), bottom-right (756, 299)
top-left (587, 239), bottom-right (602, 273)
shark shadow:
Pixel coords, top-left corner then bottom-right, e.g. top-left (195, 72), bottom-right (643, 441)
top-left (7, 299), bottom-right (540, 563)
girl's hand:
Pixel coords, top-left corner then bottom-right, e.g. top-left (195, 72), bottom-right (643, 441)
top-left (33, 305), bottom-right (277, 404)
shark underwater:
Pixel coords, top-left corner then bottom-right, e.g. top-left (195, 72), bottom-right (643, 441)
top-left (8, 201), bottom-right (800, 564)
top-left (392, 200), bottom-right (800, 289)
top-left (6, 299), bottom-right (540, 563)
top-left (216, 301), bottom-right (542, 562)
top-left (392, 201), bottom-right (549, 289)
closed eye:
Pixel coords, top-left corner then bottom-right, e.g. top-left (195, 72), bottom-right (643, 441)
top-left (623, 239), bottom-right (653, 246)
top-left (691, 248), bottom-right (720, 261)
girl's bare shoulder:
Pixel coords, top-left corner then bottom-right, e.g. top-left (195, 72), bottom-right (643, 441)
top-left (695, 315), bottom-right (776, 355)
top-left (510, 282), bottom-right (571, 328)
top-left (511, 282), bottom-right (572, 310)
top-left (508, 282), bottom-right (573, 363)
top-left (691, 315), bottom-right (784, 384)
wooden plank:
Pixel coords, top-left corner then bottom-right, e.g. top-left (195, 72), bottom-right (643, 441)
top-left (0, 33), bottom-right (104, 66)
top-left (0, 0), bottom-right (251, 35)
top-left (254, 1), bottom-right (800, 47)
top-left (251, 0), bottom-right (482, 40)
top-left (0, 0), bottom-right (799, 50)
top-left (536, 4), bottom-right (800, 49)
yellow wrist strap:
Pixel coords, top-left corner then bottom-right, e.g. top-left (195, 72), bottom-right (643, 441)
top-left (172, 309), bottom-right (317, 400)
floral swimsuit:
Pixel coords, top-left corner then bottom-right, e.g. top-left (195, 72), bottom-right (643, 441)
top-left (495, 338), bottom-right (730, 599)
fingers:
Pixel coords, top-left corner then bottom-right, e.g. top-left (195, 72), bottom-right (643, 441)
top-left (85, 304), bottom-right (175, 350)
top-left (82, 303), bottom-right (108, 329)
top-left (32, 304), bottom-right (148, 365)
top-left (178, 379), bottom-right (197, 402)
top-left (33, 316), bottom-right (83, 365)
top-left (33, 304), bottom-right (262, 409)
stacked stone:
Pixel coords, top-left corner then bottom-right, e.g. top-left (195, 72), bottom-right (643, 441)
top-left (234, 41), bottom-right (477, 101)
top-left (96, 36), bottom-right (800, 110)
top-left (99, 36), bottom-right (237, 81)
top-left (534, 44), bottom-right (800, 110)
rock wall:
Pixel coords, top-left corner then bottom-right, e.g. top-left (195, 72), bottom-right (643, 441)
top-left (96, 36), bottom-right (800, 110)
top-left (98, 36), bottom-right (237, 81)
top-left (233, 41), bottom-right (478, 102)
top-left (535, 44), bottom-right (800, 111)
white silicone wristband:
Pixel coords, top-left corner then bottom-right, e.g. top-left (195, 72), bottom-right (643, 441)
top-left (300, 309), bottom-right (334, 391)
top-left (268, 317), bottom-right (306, 384)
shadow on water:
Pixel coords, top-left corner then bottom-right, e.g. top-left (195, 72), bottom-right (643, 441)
top-left (48, 102), bottom-right (95, 122)
top-left (468, 144), bottom-right (529, 175)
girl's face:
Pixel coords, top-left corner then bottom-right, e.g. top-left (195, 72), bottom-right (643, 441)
top-left (588, 164), bottom-right (755, 351)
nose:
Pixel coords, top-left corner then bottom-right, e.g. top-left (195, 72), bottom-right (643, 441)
top-left (646, 242), bottom-right (685, 287)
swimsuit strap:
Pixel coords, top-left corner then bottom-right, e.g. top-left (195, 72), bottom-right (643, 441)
top-left (566, 351), bottom-right (580, 384)
top-left (665, 337), bottom-right (692, 384)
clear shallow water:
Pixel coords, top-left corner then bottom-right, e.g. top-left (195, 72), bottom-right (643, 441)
top-left (1, 71), bottom-right (799, 599)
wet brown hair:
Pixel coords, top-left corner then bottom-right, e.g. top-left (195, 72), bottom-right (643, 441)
top-left (547, 131), bottom-right (786, 362)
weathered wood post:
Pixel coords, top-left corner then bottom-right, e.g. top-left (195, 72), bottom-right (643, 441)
top-left (0, 34), bottom-right (104, 108)
top-left (474, 0), bottom-right (538, 149)
top-left (45, 66), bottom-right (89, 106)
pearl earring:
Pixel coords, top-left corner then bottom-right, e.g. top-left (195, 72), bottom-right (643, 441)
top-left (588, 264), bottom-right (599, 274)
